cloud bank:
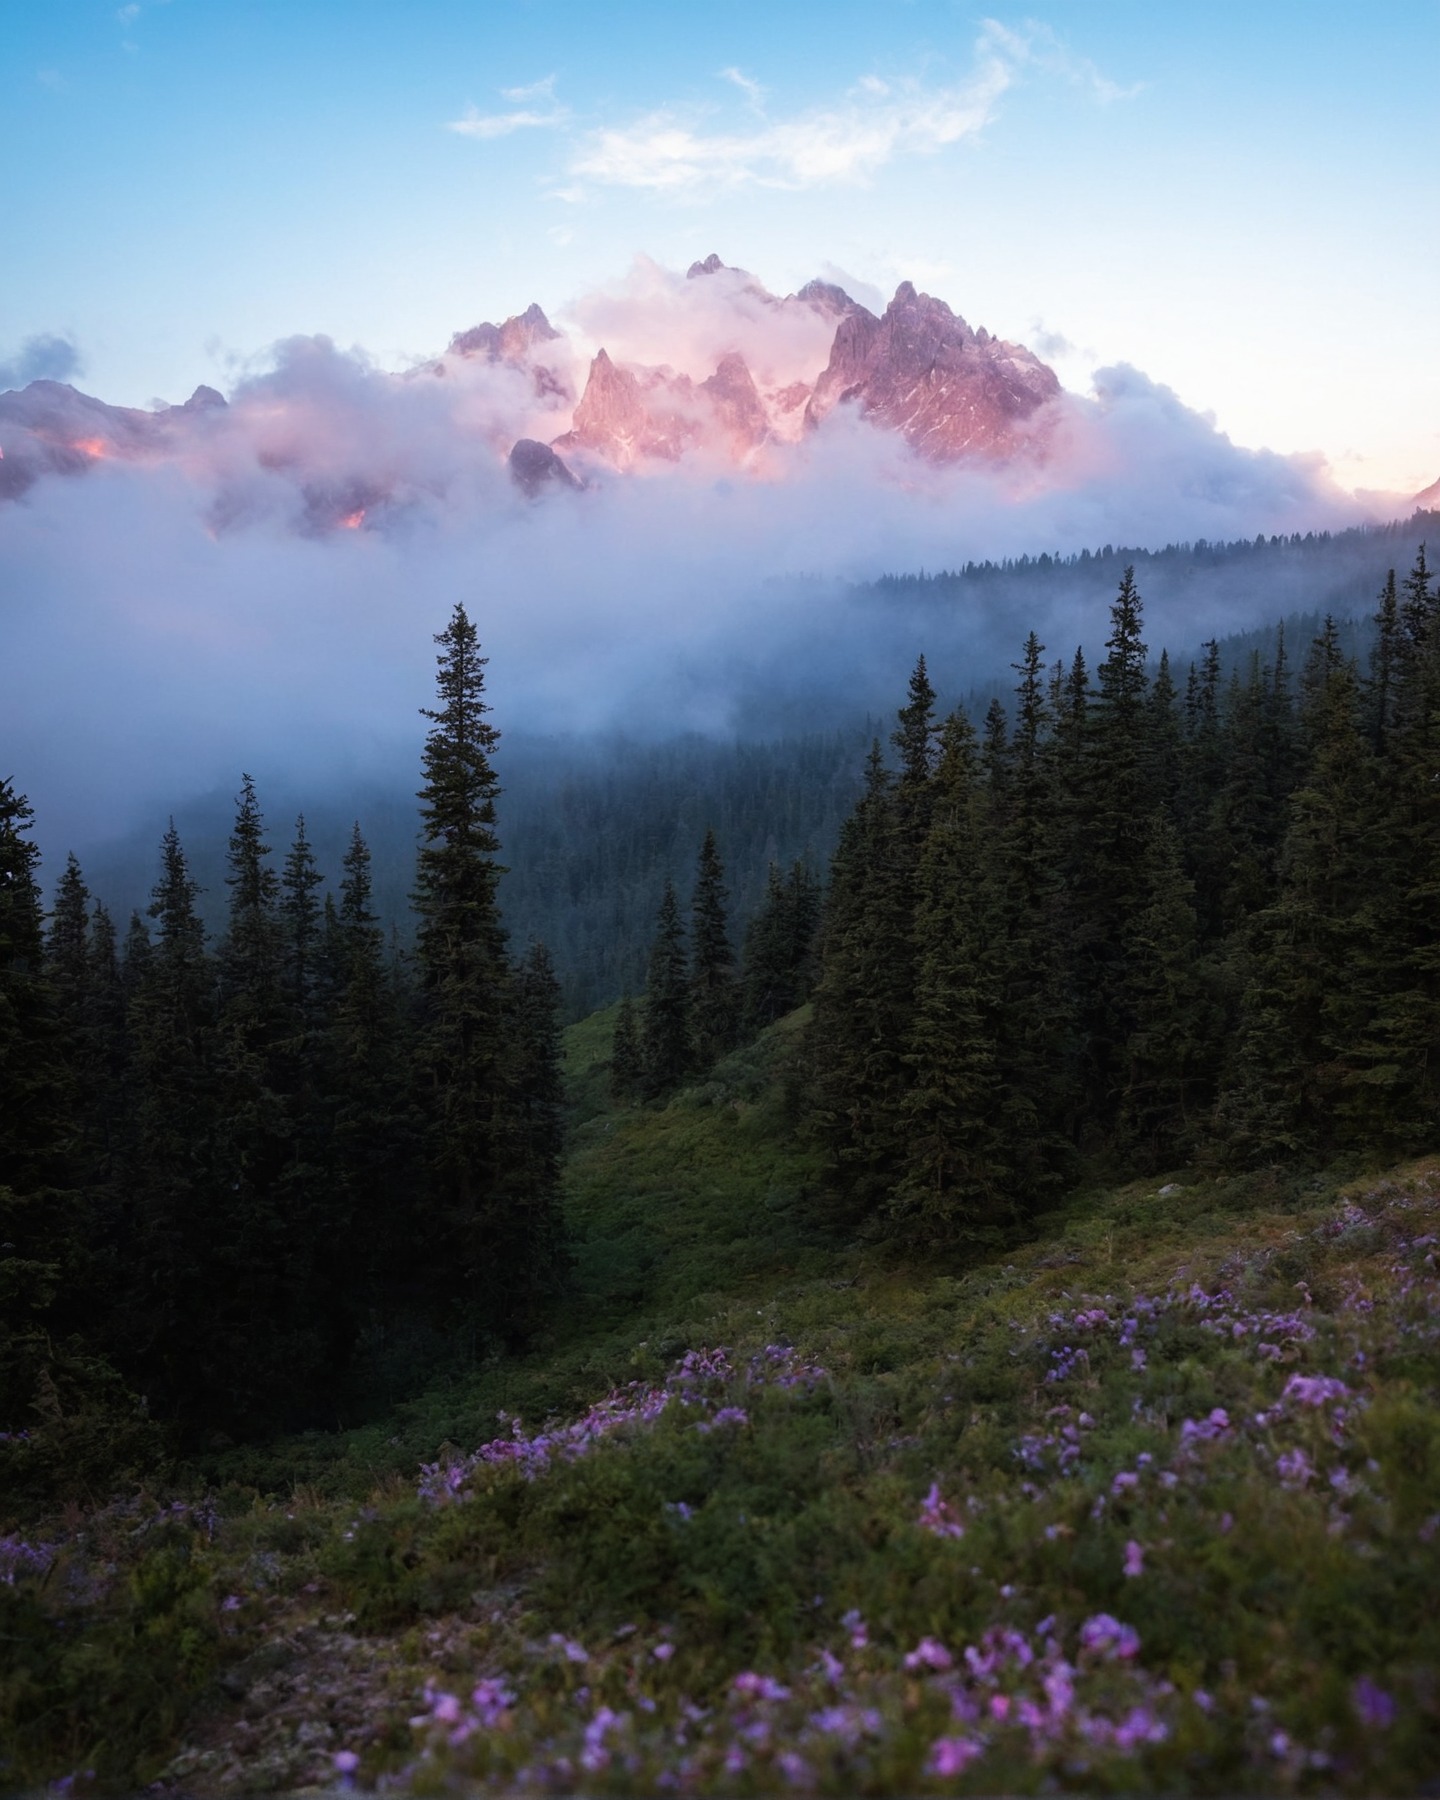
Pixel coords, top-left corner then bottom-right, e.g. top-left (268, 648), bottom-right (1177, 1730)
top-left (0, 254), bottom-right (1390, 863)
top-left (0, 331), bottom-right (83, 390)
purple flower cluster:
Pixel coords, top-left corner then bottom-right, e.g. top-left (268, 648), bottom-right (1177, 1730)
top-left (400, 1611), bottom-right (1195, 1792)
top-left (0, 1534), bottom-right (56, 1586)
top-left (419, 1343), bottom-right (827, 1503)
top-left (916, 1481), bottom-right (967, 1540)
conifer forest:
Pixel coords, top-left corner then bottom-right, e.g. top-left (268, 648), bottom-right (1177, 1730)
top-left (3, 536), bottom-right (1440, 1795)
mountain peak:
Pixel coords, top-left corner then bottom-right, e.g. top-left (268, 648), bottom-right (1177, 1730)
top-left (449, 304), bottom-right (560, 362)
top-left (806, 283), bottom-right (1059, 458)
top-left (687, 253), bottom-right (727, 279)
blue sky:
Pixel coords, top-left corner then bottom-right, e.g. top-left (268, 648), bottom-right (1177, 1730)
top-left (4, 0), bottom-right (1437, 492)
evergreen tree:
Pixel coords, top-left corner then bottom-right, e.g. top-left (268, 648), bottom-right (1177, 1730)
top-left (805, 742), bottom-right (915, 1220)
top-left (1060, 569), bottom-right (1154, 1130)
top-left (740, 859), bottom-right (822, 1034)
top-left (688, 828), bottom-right (739, 1071)
top-left (1359, 546), bottom-right (1440, 1145)
top-left (893, 711), bottom-right (1012, 1244)
top-left (327, 823), bottom-right (416, 1336)
top-left (1115, 814), bottom-right (1210, 1168)
top-left (280, 814), bottom-right (325, 1016)
top-left (124, 823), bottom-right (218, 1420)
top-left (1217, 648), bottom-right (1378, 1162)
top-left (640, 880), bottom-right (691, 1099)
top-left (1367, 570), bottom-right (1402, 753)
top-left (1146, 649), bottom-right (1184, 814)
top-left (412, 603), bottom-right (525, 1323)
top-left (208, 776), bottom-right (305, 1427)
top-left (0, 783), bottom-right (72, 1439)
top-left (980, 696), bottom-right (1012, 803)
top-left (990, 632), bottom-right (1076, 1190)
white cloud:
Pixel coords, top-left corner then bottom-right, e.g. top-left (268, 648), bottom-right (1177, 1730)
top-left (569, 64), bottom-right (1010, 194)
top-left (718, 66), bottom-right (766, 111)
top-left (501, 75), bottom-right (558, 103)
top-left (448, 95), bottom-right (570, 140)
top-left (447, 26), bottom-right (1134, 196)
top-left (560, 20), bottom-right (1133, 196)
top-left (979, 17), bottom-right (1142, 105)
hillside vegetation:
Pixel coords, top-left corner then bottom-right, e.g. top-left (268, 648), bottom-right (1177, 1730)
top-left (3, 1009), bottom-right (1438, 1795)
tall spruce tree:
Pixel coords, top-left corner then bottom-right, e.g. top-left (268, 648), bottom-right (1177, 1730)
top-left (208, 776), bottom-right (305, 1427)
top-left (327, 823), bottom-right (416, 1330)
top-left (0, 783), bottom-right (72, 1442)
top-left (893, 710), bottom-right (1012, 1244)
top-left (991, 631), bottom-right (1075, 1190)
top-left (1217, 644), bottom-right (1378, 1163)
top-left (412, 602), bottom-right (520, 1323)
top-left (688, 828), bottom-right (738, 1071)
top-left (125, 823), bottom-right (219, 1420)
top-left (740, 859), bottom-right (821, 1033)
top-left (805, 741), bottom-right (916, 1220)
top-left (640, 880), bottom-right (691, 1099)
top-left (1062, 569), bottom-right (1154, 1131)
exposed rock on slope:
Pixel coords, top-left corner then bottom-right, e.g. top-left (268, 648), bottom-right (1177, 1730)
top-left (806, 282), bottom-right (1060, 459)
top-left (0, 378), bottom-right (227, 498)
top-left (554, 350), bottom-right (706, 467)
top-left (0, 257), bottom-right (1071, 517)
top-left (449, 302), bottom-right (561, 364)
top-left (509, 437), bottom-right (582, 497)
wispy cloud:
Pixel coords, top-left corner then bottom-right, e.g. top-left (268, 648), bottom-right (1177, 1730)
top-left (451, 23), bottom-right (1135, 196)
top-left (568, 61), bottom-right (1011, 194)
top-left (718, 66), bottom-right (766, 112)
top-left (501, 75), bottom-right (559, 104)
top-left (448, 78), bottom-right (570, 140)
top-left (981, 17), bottom-right (1142, 105)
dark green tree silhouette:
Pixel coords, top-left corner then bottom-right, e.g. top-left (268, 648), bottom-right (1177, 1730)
top-left (412, 603), bottom-right (518, 1322)
top-left (640, 880), bottom-right (691, 1099)
top-left (688, 828), bottom-right (738, 1071)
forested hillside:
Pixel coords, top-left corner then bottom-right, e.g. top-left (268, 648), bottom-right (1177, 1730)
top-left (68, 514), bottom-right (1435, 1020)
top-left (2, 530), bottom-right (1438, 1795)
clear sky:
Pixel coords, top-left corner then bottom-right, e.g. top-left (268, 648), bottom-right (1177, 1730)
top-left (3, 0), bottom-right (1437, 494)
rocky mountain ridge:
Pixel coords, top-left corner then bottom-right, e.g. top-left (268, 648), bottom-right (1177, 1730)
top-left (0, 255), bottom-right (1070, 514)
top-left (7, 254), bottom-right (1422, 522)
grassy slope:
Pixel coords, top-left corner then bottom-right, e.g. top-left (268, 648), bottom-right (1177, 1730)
top-left (3, 1010), bottom-right (1439, 1795)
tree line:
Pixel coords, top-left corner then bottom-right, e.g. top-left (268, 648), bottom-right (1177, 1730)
top-left (1, 605), bottom-right (565, 1492)
top-left (611, 836), bottom-right (822, 1104)
top-left (801, 550), bottom-right (1439, 1246)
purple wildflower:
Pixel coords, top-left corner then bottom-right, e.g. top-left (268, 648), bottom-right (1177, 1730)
top-left (1352, 1676), bottom-right (1397, 1729)
top-left (904, 1637), bottom-right (953, 1672)
top-left (927, 1735), bottom-right (984, 1777)
top-left (1283, 1374), bottom-right (1350, 1408)
top-left (918, 1481), bottom-right (966, 1540)
top-left (1079, 1614), bottom-right (1141, 1660)
top-left (733, 1671), bottom-right (791, 1701)
top-left (1276, 1447), bottom-right (1314, 1487)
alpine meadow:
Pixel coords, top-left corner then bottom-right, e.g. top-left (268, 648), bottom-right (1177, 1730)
top-left (3, 3), bottom-right (1440, 1795)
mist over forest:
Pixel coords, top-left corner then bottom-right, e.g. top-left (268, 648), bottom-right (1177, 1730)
top-left (51, 513), bottom-right (1434, 1017)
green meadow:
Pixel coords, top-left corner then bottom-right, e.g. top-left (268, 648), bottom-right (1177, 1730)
top-left (4, 1006), bottom-right (1437, 1794)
